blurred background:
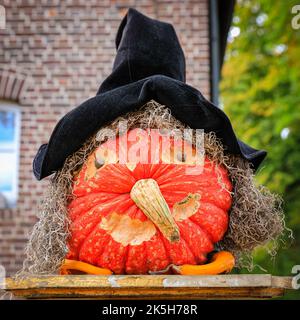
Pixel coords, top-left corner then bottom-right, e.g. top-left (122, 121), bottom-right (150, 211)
top-left (221, 0), bottom-right (300, 299)
top-left (0, 0), bottom-right (299, 299)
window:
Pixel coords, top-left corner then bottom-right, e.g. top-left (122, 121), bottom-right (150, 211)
top-left (0, 101), bottom-right (21, 208)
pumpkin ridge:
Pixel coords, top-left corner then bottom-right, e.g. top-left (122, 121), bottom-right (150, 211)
top-left (70, 195), bottom-right (133, 224)
top-left (189, 202), bottom-right (229, 242)
top-left (188, 216), bottom-right (218, 243)
top-left (147, 164), bottom-right (169, 180)
top-left (196, 185), bottom-right (232, 211)
top-left (199, 196), bottom-right (231, 212)
top-left (69, 207), bottom-right (105, 254)
top-left (153, 165), bottom-right (185, 184)
top-left (145, 231), bottom-right (170, 272)
top-left (69, 193), bottom-right (132, 222)
top-left (177, 220), bottom-right (213, 263)
top-left (74, 162), bottom-right (137, 195)
top-left (124, 208), bottom-right (148, 274)
top-left (159, 177), bottom-right (226, 189)
top-left (186, 217), bottom-right (215, 243)
top-left (120, 242), bottom-right (129, 274)
top-left (73, 190), bottom-right (132, 200)
top-left (79, 230), bottom-right (109, 265)
top-left (154, 230), bottom-right (172, 273)
top-left (182, 235), bottom-right (198, 264)
top-left (154, 161), bottom-right (222, 185)
top-left (157, 230), bottom-right (173, 266)
top-left (180, 236), bottom-right (198, 264)
top-left (160, 188), bottom-right (231, 212)
top-left (98, 236), bottom-right (129, 273)
top-left (68, 191), bottom-right (120, 209)
top-left (72, 199), bottom-right (134, 254)
top-left (150, 164), bottom-right (178, 181)
top-left (76, 223), bottom-right (102, 259)
top-left (125, 242), bottom-right (147, 274)
top-left (92, 234), bottom-right (111, 266)
top-left (160, 230), bottom-right (196, 265)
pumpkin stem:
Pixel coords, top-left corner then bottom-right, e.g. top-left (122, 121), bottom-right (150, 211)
top-left (130, 179), bottom-right (180, 242)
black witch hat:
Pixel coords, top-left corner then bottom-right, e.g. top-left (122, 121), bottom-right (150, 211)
top-left (33, 8), bottom-right (266, 180)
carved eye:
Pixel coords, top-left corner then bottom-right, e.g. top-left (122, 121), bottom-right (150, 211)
top-left (177, 152), bottom-right (186, 162)
top-left (159, 128), bottom-right (170, 136)
top-left (95, 155), bottom-right (105, 169)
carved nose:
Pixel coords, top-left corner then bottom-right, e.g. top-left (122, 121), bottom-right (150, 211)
top-left (130, 178), bottom-right (180, 242)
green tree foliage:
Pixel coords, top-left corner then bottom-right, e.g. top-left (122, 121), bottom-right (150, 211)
top-left (221, 0), bottom-right (300, 297)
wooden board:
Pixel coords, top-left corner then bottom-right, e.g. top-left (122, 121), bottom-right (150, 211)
top-left (3, 274), bottom-right (294, 299)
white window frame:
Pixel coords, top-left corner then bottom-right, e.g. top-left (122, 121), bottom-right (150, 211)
top-left (0, 101), bottom-right (21, 209)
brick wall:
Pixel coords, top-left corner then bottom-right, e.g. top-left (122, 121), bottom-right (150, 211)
top-left (0, 0), bottom-right (210, 276)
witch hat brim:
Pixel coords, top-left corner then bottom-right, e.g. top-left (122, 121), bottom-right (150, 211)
top-left (33, 8), bottom-right (266, 180)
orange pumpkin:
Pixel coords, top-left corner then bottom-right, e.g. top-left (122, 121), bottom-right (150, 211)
top-left (66, 129), bottom-right (232, 274)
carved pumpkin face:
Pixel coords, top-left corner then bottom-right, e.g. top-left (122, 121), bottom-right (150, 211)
top-left (66, 129), bottom-right (232, 274)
